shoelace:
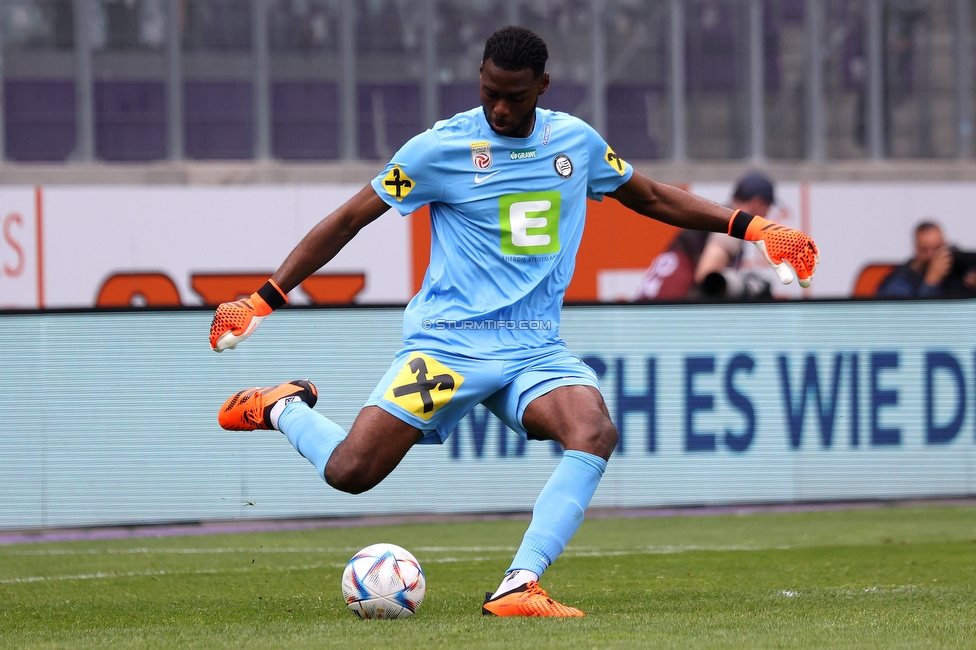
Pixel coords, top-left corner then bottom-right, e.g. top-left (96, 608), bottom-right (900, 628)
top-left (520, 582), bottom-right (555, 604)
top-left (237, 391), bottom-right (264, 426)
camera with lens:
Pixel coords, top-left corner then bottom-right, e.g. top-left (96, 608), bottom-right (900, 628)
top-left (950, 247), bottom-right (976, 274)
top-left (944, 247), bottom-right (976, 297)
top-left (699, 269), bottom-right (772, 300)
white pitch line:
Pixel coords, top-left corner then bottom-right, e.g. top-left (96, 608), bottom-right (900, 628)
top-left (0, 545), bottom-right (520, 557)
top-left (566, 544), bottom-right (791, 557)
top-left (0, 557), bottom-right (511, 585)
top-left (1, 543), bottom-right (786, 558)
top-left (0, 562), bottom-right (348, 585)
top-left (0, 568), bottom-right (221, 585)
top-left (1, 547), bottom-right (359, 556)
top-left (0, 545), bottom-right (793, 585)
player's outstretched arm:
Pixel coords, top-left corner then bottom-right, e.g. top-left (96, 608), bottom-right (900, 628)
top-left (209, 185), bottom-right (390, 352)
top-left (607, 171), bottom-right (731, 232)
top-left (607, 171), bottom-right (819, 287)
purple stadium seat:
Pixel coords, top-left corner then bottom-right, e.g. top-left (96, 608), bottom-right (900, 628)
top-left (95, 81), bottom-right (166, 161)
top-left (538, 84), bottom-right (587, 116)
top-left (5, 80), bottom-right (76, 161)
top-left (272, 82), bottom-right (340, 160)
top-left (184, 82), bottom-right (253, 160)
top-left (607, 85), bottom-right (663, 160)
top-left (357, 83), bottom-right (422, 160)
top-left (439, 83), bottom-right (479, 121)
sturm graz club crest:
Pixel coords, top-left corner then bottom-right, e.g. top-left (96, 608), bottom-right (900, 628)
top-left (470, 141), bottom-right (492, 170)
top-left (553, 154), bottom-right (573, 178)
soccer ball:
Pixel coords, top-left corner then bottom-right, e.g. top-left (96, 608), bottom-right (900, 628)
top-left (341, 543), bottom-right (426, 619)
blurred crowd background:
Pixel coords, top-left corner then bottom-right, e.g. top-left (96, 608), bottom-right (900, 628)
top-left (0, 0), bottom-right (971, 164)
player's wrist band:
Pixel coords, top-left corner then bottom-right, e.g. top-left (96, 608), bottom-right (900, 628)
top-left (256, 279), bottom-right (288, 310)
top-left (727, 209), bottom-right (757, 239)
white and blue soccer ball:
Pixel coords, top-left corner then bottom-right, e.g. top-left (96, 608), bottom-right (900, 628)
top-left (341, 543), bottom-right (426, 619)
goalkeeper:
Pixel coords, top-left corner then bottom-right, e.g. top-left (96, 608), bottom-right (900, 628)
top-left (210, 26), bottom-right (818, 618)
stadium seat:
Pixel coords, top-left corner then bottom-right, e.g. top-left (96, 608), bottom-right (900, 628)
top-left (95, 81), bottom-right (166, 161)
top-left (185, 81), bottom-right (254, 160)
top-left (607, 84), bottom-right (663, 160)
top-left (272, 82), bottom-right (340, 160)
top-left (4, 80), bottom-right (76, 162)
top-left (852, 263), bottom-right (898, 297)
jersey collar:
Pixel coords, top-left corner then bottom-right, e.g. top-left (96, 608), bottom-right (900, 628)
top-left (477, 107), bottom-right (546, 146)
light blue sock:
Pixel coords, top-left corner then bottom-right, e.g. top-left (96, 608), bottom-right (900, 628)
top-left (508, 450), bottom-right (607, 577)
top-left (276, 402), bottom-right (347, 480)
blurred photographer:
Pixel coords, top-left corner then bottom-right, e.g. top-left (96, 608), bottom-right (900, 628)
top-left (693, 173), bottom-right (777, 300)
top-left (877, 221), bottom-right (976, 298)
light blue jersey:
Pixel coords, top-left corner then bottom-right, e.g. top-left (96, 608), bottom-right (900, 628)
top-left (370, 106), bottom-right (633, 357)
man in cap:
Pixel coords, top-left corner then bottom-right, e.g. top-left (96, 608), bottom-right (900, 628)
top-left (694, 173), bottom-right (775, 285)
top-left (633, 172), bottom-right (780, 301)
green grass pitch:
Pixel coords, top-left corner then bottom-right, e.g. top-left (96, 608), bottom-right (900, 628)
top-left (1, 505), bottom-right (974, 649)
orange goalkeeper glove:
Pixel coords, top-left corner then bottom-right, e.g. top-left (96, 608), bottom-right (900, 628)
top-left (728, 210), bottom-right (820, 288)
top-left (209, 280), bottom-right (288, 352)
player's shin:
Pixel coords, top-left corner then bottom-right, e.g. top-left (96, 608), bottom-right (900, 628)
top-left (275, 401), bottom-right (347, 480)
top-left (501, 450), bottom-right (607, 592)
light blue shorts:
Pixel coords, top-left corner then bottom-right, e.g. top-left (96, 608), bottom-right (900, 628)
top-left (365, 344), bottom-right (601, 444)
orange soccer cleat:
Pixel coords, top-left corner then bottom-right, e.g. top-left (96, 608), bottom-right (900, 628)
top-left (481, 581), bottom-right (585, 618)
top-left (218, 380), bottom-right (318, 431)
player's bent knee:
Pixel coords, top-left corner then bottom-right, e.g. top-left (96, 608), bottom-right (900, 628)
top-left (594, 420), bottom-right (619, 458)
top-left (324, 461), bottom-right (381, 495)
top-left (564, 419), bottom-right (618, 460)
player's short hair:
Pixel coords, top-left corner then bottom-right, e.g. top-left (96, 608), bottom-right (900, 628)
top-left (482, 26), bottom-right (548, 77)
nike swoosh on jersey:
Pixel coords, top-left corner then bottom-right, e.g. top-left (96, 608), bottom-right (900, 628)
top-left (474, 171), bottom-right (502, 184)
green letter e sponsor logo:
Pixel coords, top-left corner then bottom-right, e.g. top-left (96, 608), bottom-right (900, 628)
top-left (500, 191), bottom-right (561, 255)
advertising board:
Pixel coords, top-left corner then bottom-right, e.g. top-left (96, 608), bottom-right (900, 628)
top-left (0, 301), bottom-right (972, 530)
